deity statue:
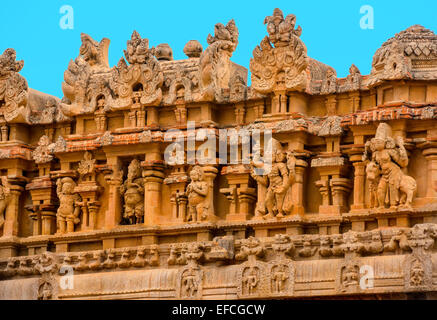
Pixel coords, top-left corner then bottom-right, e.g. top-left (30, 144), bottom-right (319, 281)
top-left (56, 177), bottom-right (82, 234)
top-left (0, 177), bottom-right (11, 232)
top-left (251, 139), bottom-right (294, 219)
top-left (271, 264), bottom-right (289, 294)
top-left (186, 166), bottom-right (209, 223)
top-left (363, 123), bottom-right (417, 210)
top-left (120, 159), bottom-right (145, 225)
top-left (181, 268), bottom-right (199, 298)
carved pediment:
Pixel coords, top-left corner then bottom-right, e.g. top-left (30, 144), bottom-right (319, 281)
top-left (250, 9), bottom-right (310, 94)
top-left (111, 31), bottom-right (164, 109)
top-left (61, 32), bottom-right (164, 116)
top-left (250, 8), bottom-right (338, 97)
top-left (61, 33), bottom-right (112, 116)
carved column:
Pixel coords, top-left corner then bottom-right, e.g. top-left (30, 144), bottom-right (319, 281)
top-left (147, 107), bottom-right (159, 128)
top-left (348, 92), bottom-right (361, 113)
top-left (312, 156), bottom-right (352, 215)
top-left (235, 102), bottom-right (246, 126)
top-left (420, 142), bottom-right (437, 199)
top-left (75, 152), bottom-right (103, 231)
top-left (201, 165), bottom-right (219, 222)
top-left (344, 145), bottom-right (366, 211)
top-left (253, 100), bottom-right (265, 120)
top-left (291, 158), bottom-right (308, 215)
top-left (283, 133), bottom-right (310, 216)
top-left (103, 160), bottom-right (123, 230)
top-left (2, 177), bottom-right (26, 238)
top-left (142, 162), bottom-right (165, 226)
top-left (326, 95), bottom-right (337, 116)
top-left (419, 140), bottom-right (437, 223)
top-left (26, 164), bottom-right (58, 236)
top-left (0, 123), bottom-right (9, 142)
top-left (220, 165), bottom-right (256, 221)
top-left (164, 166), bottom-right (189, 224)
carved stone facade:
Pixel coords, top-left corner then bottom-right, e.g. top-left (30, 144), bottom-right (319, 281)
top-left (3, 8), bottom-right (437, 300)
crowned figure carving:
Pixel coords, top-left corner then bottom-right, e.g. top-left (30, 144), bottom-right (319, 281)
top-left (363, 123), bottom-right (417, 210)
top-left (111, 31), bottom-right (164, 109)
top-left (56, 177), bottom-right (82, 234)
top-left (250, 8), bottom-right (309, 94)
top-left (120, 159), bottom-right (145, 225)
top-left (251, 139), bottom-right (296, 219)
top-left (186, 166), bottom-right (209, 223)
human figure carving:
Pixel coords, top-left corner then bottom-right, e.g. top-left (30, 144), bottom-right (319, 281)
top-left (56, 177), bottom-right (81, 234)
top-left (120, 159), bottom-right (144, 225)
top-left (363, 123), bottom-right (417, 210)
top-left (366, 161), bottom-right (381, 209)
top-left (181, 269), bottom-right (199, 298)
top-left (0, 177), bottom-right (11, 232)
top-left (410, 259), bottom-right (425, 286)
top-left (186, 166), bottom-right (208, 223)
top-left (272, 264), bottom-right (289, 293)
top-left (242, 267), bottom-right (259, 295)
top-left (341, 265), bottom-right (359, 291)
top-left (251, 139), bottom-right (294, 219)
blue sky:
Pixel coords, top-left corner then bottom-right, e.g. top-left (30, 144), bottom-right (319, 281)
top-left (1, 0), bottom-right (436, 98)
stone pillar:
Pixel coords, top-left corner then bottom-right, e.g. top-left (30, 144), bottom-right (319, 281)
top-left (312, 157), bottom-right (352, 215)
top-left (283, 132), bottom-right (309, 216)
top-left (349, 91), bottom-right (361, 113)
top-left (201, 165), bottom-right (219, 222)
top-left (220, 165), bottom-right (256, 221)
top-left (351, 161), bottom-right (366, 211)
top-left (345, 145), bottom-right (366, 212)
top-left (142, 162), bottom-right (165, 226)
top-left (235, 102), bottom-right (246, 126)
top-left (253, 100), bottom-right (265, 120)
top-left (326, 95), bottom-right (337, 116)
top-left (164, 166), bottom-right (189, 224)
top-left (421, 144), bottom-right (437, 199)
top-left (2, 181), bottom-right (24, 237)
top-left (147, 107), bottom-right (159, 127)
top-left (103, 159), bottom-right (123, 230)
top-left (26, 174), bottom-right (58, 236)
top-left (291, 161), bottom-right (307, 215)
top-left (41, 211), bottom-right (57, 236)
